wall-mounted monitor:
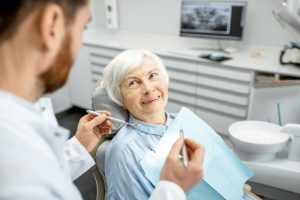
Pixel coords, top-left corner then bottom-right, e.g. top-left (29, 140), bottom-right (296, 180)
top-left (180, 1), bottom-right (247, 41)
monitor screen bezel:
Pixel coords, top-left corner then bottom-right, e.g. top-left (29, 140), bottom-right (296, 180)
top-left (179, 0), bottom-right (248, 41)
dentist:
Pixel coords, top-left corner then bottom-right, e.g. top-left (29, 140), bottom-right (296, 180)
top-left (0, 1), bottom-right (204, 200)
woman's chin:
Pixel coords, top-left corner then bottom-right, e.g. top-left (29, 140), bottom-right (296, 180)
top-left (142, 106), bottom-right (166, 117)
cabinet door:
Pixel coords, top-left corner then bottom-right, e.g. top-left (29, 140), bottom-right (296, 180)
top-left (69, 45), bottom-right (122, 109)
top-left (195, 62), bottom-right (254, 135)
top-left (46, 84), bottom-right (72, 114)
top-left (249, 84), bottom-right (300, 125)
top-left (68, 46), bottom-right (93, 109)
top-left (161, 55), bottom-right (255, 136)
top-left (88, 45), bottom-right (123, 84)
top-left (162, 56), bottom-right (198, 114)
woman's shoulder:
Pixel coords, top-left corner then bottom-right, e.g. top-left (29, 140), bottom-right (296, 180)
top-left (104, 125), bottom-right (144, 176)
top-left (105, 125), bottom-right (137, 158)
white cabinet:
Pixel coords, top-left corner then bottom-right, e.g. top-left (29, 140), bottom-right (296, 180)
top-left (69, 45), bottom-right (123, 109)
top-left (249, 83), bottom-right (300, 125)
top-left (161, 54), bottom-right (254, 135)
top-left (68, 44), bottom-right (300, 135)
top-left (45, 83), bottom-right (72, 114)
top-left (164, 56), bottom-right (198, 114)
top-left (196, 62), bottom-right (253, 134)
top-left (88, 44), bottom-right (123, 84)
top-left (68, 46), bottom-right (93, 109)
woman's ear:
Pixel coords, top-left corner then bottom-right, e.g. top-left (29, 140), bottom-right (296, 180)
top-left (38, 4), bottom-right (66, 54)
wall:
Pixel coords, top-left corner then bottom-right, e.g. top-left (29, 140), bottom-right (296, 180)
top-left (90, 0), bottom-right (294, 47)
top-left (46, 83), bottom-right (72, 114)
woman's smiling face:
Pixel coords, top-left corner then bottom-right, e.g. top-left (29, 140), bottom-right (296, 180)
top-left (120, 57), bottom-right (168, 124)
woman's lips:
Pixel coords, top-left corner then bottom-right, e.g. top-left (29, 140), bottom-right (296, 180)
top-left (142, 96), bottom-right (160, 104)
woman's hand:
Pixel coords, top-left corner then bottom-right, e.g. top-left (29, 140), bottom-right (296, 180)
top-left (160, 138), bottom-right (205, 192)
top-left (75, 111), bottom-right (113, 153)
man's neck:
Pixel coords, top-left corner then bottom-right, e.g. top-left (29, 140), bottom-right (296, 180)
top-left (0, 41), bottom-right (44, 102)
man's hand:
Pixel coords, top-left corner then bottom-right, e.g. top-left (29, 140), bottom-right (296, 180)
top-left (75, 111), bottom-right (113, 153)
top-left (244, 188), bottom-right (262, 200)
top-left (160, 138), bottom-right (205, 192)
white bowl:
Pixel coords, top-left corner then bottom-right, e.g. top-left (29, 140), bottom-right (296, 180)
top-left (229, 121), bottom-right (290, 161)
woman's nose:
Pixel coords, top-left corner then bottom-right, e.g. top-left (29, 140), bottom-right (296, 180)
top-left (142, 81), bottom-right (155, 95)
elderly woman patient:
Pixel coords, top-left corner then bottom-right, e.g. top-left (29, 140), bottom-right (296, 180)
top-left (101, 49), bottom-right (173, 199)
top-left (100, 49), bottom-right (259, 200)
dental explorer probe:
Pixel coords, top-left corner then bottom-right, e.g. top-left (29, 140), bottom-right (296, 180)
top-left (86, 110), bottom-right (133, 126)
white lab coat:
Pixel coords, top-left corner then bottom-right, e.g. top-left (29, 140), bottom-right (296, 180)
top-left (0, 91), bottom-right (186, 200)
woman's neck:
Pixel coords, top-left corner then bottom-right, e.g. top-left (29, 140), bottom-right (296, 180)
top-left (133, 111), bottom-right (167, 125)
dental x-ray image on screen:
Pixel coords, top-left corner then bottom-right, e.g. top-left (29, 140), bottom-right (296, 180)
top-left (182, 3), bottom-right (231, 34)
top-left (180, 1), bottom-right (247, 40)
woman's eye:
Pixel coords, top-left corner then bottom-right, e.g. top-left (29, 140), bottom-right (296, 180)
top-left (128, 80), bottom-right (137, 87)
top-left (149, 73), bottom-right (158, 79)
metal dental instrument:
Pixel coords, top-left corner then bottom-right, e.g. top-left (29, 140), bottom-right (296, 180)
top-left (87, 110), bottom-right (158, 152)
top-left (86, 110), bottom-right (135, 127)
top-left (180, 128), bottom-right (189, 168)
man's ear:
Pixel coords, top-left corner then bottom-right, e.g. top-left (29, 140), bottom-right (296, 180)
top-left (38, 4), bottom-right (66, 54)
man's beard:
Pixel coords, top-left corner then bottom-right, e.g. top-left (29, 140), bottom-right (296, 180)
top-left (40, 34), bottom-right (74, 94)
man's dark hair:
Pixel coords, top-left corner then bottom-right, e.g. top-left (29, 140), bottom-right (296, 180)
top-left (0, 0), bottom-right (87, 41)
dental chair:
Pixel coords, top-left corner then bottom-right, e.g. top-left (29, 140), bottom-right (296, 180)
top-left (89, 86), bottom-right (128, 200)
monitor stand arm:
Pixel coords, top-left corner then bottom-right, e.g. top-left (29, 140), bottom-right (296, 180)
top-left (216, 40), bottom-right (230, 54)
top-left (191, 40), bottom-right (230, 54)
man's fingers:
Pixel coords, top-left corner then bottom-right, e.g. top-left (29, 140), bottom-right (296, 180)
top-left (104, 119), bottom-right (113, 128)
top-left (183, 138), bottom-right (205, 164)
top-left (168, 137), bottom-right (184, 157)
top-left (188, 143), bottom-right (205, 165)
top-left (95, 110), bottom-right (111, 116)
top-left (94, 130), bottom-right (101, 139)
top-left (185, 138), bottom-right (202, 152)
top-left (86, 114), bottom-right (108, 129)
top-left (97, 119), bottom-right (113, 135)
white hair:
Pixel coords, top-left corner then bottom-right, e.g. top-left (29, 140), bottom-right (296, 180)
top-left (102, 49), bottom-right (169, 106)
